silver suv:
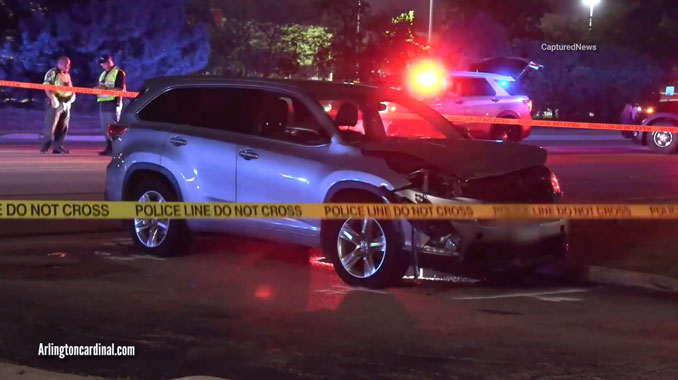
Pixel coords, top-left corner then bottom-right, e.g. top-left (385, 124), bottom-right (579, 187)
top-left (105, 77), bottom-right (567, 288)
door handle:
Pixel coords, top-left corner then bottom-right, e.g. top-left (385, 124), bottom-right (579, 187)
top-left (491, 97), bottom-right (500, 103)
top-left (239, 149), bottom-right (259, 160)
top-left (170, 136), bottom-right (187, 146)
top-left (454, 100), bottom-right (464, 105)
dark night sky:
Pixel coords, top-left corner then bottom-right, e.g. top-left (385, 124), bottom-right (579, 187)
top-left (369, 0), bottom-right (429, 16)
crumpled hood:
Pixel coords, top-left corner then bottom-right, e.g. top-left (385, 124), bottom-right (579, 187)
top-left (361, 139), bottom-right (548, 179)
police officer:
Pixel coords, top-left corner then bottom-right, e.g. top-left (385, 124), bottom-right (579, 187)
top-left (96, 54), bottom-right (126, 156)
top-left (42, 56), bottom-right (75, 154)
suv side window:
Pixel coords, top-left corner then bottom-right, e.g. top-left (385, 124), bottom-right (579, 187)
top-left (138, 87), bottom-right (261, 134)
top-left (257, 92), bottom-right (330, 145)
top-left (138, 88), bottom-right (189, 124)
top-left (453, 77), bottom-right (497, 97)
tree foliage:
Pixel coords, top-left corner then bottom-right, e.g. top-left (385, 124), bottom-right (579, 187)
top-left (0, 0), bottom-right (209, 107)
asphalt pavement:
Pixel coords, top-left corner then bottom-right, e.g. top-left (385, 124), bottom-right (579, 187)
top-left (0, 232), bottom-right (675, 380)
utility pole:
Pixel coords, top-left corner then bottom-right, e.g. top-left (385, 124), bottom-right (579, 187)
top-left (428, 0), bottom-right (434, 44)
top-left (356, 0), bottom-right (361, 81)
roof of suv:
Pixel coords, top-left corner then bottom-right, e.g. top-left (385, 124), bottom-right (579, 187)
top-left (450, 71), bottom-right (515, 82)
top-left (142, 76), bottom-right (384, 98)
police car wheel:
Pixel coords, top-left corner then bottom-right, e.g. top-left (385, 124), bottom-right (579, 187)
top-left (646, 122), bottom-right (678, 154)
top-left (127, 178), bottom-right (191, 257)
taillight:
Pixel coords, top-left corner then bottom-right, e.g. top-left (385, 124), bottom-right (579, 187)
top-left (524, 99), bottom-right (533, 112)
top-left (550, 172), bottom-right (562, 195)
top-left (107, 124), bottom-right (128, 140)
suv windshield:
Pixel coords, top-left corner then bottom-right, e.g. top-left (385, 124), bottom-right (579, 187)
top-left (316, 95), bottom-right (465, 142)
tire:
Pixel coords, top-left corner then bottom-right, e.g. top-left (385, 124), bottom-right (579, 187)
top-left (127, 177), bottom-right (190, 257)
top-left (645, 121), bottom-right (678, 154)
top-left (324, 193), bottom-right (410, 289)
top-left (491, 123), bottom-right (522, 142)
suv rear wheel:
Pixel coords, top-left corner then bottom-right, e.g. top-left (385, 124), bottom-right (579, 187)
top-left (491, 124), bottom-right (522, 142)
top-left (127, 177), bottom-right (190, 257)
top-left (325, 194), bottom-right (410, 289)
top-left (646, 121), bottom-right (678, 154)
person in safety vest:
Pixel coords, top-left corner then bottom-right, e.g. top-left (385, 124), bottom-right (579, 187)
top-left (42, 56), bottom-right (75, 154)
top-left (96, 54), bottom-right (126, 156)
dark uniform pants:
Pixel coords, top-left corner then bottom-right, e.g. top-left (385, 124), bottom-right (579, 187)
top-left (42, 99), bottom-right (71, 151)
top-left (99, 101), bottom-right (122, 144)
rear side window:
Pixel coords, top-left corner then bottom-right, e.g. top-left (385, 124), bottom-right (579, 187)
top-left (138, 87), bottom-right (262, 134)
top-left (452, 77), bottom-right (497, 97)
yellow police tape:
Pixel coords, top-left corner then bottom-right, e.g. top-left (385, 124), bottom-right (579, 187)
top-left (2, 201), bottom-right (678, 220)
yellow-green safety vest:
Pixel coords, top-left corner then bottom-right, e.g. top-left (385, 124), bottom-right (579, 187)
top-left (44, 68), bottom-right (73, 99)
top-left (97, 66), bottom-right (124, 102)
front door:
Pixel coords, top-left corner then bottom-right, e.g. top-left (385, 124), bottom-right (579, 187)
top-left (235, 92), bottom-right (333, 245)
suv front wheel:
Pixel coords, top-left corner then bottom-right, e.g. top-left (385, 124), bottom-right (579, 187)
top-left (326, 214), bottom-right (410, 289)
top-left (127, 177), bottom-right (190, 257)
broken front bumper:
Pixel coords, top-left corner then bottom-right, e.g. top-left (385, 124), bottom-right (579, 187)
top-left (395, 190), bottom-right (569, 271)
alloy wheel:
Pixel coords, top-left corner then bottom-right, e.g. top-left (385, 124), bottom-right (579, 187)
top-left (134, 190), bottom-right (170, 248)
top-left (336, 218), bottom-right (387, 279)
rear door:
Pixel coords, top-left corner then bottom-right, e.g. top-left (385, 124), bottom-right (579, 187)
top-left (148, 87), bottom-right (262, 234)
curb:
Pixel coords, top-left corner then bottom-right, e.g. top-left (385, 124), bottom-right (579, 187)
top-left (0, 220), bottom-right (121, 238)
top-left (0, 362), bottom-right (105, 380)
top-left (0, 133), bottom-right (103, 142)
top-left (540, 263), bottom-right (678, 294)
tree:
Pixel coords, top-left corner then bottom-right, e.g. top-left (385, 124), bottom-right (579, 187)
top-left (438, 0), bottom-right (553, 40)
top-left (313, 0), bottom-right (370, 81)
top-left (360, 10), bottom-right (430, 83)
top-left (202, 0), bottom-right (333, 78)
top-left (0, 0), bottom-right (209, 108)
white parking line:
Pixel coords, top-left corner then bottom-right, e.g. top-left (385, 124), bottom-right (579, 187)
top-left (105, 254), bottom-right (166, 261)
top-left (452, 288), bottom-right (587, 302)
top-left (313, 285), bottom-right (388, 295)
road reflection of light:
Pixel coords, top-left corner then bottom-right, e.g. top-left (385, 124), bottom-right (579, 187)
top-left (309, 255), bottom-right (334, 270)
top-left (254, 284), bottom-right (273, 299)
top-left (280, 173), bottom-right (310, 184)
top-left (402, 275), bottom-right (479, 284)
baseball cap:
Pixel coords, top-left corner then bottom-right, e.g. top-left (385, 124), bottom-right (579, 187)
top-left (98, 54), bottom-right (112, 64)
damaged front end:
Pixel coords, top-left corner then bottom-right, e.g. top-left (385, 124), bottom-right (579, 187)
top-left (386, 165), bottom-right (568, 272)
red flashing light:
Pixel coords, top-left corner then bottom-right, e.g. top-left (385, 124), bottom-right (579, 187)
top-left (407, 60), bottom-right (447, 98)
